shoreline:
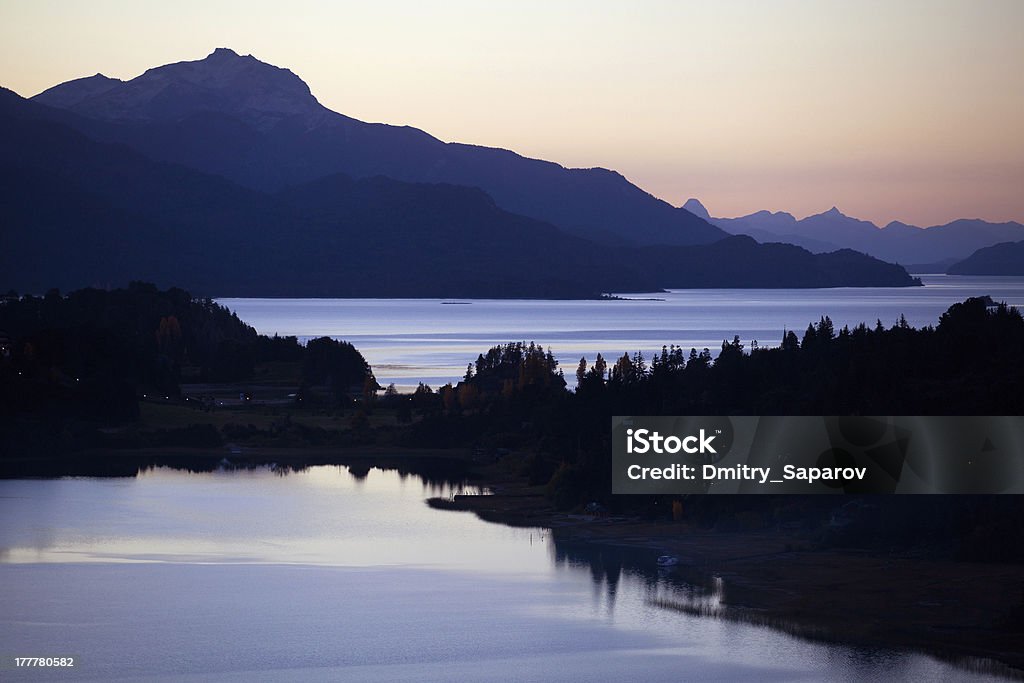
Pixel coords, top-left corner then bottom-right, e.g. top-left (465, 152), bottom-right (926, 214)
top-left (0, 446), bottom-right (480, 479)
top-left (434, 462), bottom-right (1024, 677)
top-left (3, 447), bottom-right (1023, 675)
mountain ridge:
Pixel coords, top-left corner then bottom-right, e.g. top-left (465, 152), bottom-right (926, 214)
top-left (35, 47), bottom-right (327, 132)
top-left (695, 199), bottom-right (1024, 265)
top-left (30, 48), bottom-right (726, 248)
top-left (0, 87), bottom-right (919, 296)
top-left (948, 241), bottom-right (1024, 276)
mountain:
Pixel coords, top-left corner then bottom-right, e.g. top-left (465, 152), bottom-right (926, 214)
top-left (697, 200), bottom-right (1024, 265)
top-left (948, 241), bottom-right (1024, 275)
top-left (698, 202), bottom-right (842, 253)
top-left (639, 236), bottom-right (917, 289)
top-left (33, 73), bottom-right (121, 109)
top-left (0, 88), bottom-right (919, 296)
top-left (32, 48), bottom-right (726, 248)
top-left (0, 88), bottom-right (648, 297)
top-left (877, 219), bottom-right (1024, 267)
top-left (682, 198), bottom-right (711, 220)
top-left (800, 207), bottom-right (880, 246)
top-left (35, 49), bottom-right (327, 132)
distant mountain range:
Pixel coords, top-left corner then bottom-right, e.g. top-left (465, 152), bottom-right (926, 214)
top-left (1, 49), bottom-right (920, 296)
top-left (684, 199), bottom-right (1024, 268)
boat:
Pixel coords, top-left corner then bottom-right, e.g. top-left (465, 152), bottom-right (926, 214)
top-left (656, 555), bottom-right (679, 567)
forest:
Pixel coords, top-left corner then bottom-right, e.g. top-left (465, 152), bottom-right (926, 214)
top-left (0, 283), bottom-right (373, 453)
top-left (399, 296), bottom-right (1024, 561)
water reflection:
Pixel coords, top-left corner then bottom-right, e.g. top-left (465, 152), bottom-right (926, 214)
top-left (0, 464), bottom-right (496, 567)
top-left (546, 536), bottom-right (1016, 681)
top-left (551, 539), bottom-right (725, 620)
top-left (2, 451), bottom-right (480, 487)
top-left (0, 465), bottom-right (1015, 681)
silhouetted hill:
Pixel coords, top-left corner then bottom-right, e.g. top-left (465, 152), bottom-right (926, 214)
top-left (900, 220), bottom-right (1024, 265)
top-left (33, 48), bottom-right (726, 248)
top-left (0, 87), bottom-right (651, 297)
top-left (698, 199), bottom-right (1024, 264)
top-left (948, 241), bottom-right (1024, 275)
top-left (270, 173), bottom-right (662, 297)
top-left (640, 236), bottom-right (916, 288)
top-left (0, 88), bottom-right (274, 292)
top-left (1, 88), bottom-right (919, 295)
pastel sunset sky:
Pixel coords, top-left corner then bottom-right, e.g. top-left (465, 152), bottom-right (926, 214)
top-left (2, 0), bottom-right (1021, 226)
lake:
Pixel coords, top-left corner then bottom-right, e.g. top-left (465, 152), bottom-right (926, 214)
top-left (0, 465), bottom-right (1009, 681)
top-left (4, 276), bottom-right (1021, 680)
top-left (220, 275), bottom-right (1024, 391)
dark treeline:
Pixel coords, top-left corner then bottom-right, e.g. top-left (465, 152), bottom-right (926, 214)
top-left (577, 295), bottom-right (1024, 415)
top-left (407, 295), bottom-right (1023, 450)
top-left (401, 297), bottom-right (1024, 561)
top-left (0, 283), bottom-right (373, 442)
top-left (1, 282), bottom-right (282, 412)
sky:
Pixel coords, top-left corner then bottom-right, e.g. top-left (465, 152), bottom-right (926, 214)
top-left (1, 0), bottom-right (1022, 227)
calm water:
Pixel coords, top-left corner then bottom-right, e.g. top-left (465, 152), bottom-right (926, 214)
top-left (0, 466), bottom-right (1009, 681)
top-left (220, 275), bottom-right (1024, 390)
